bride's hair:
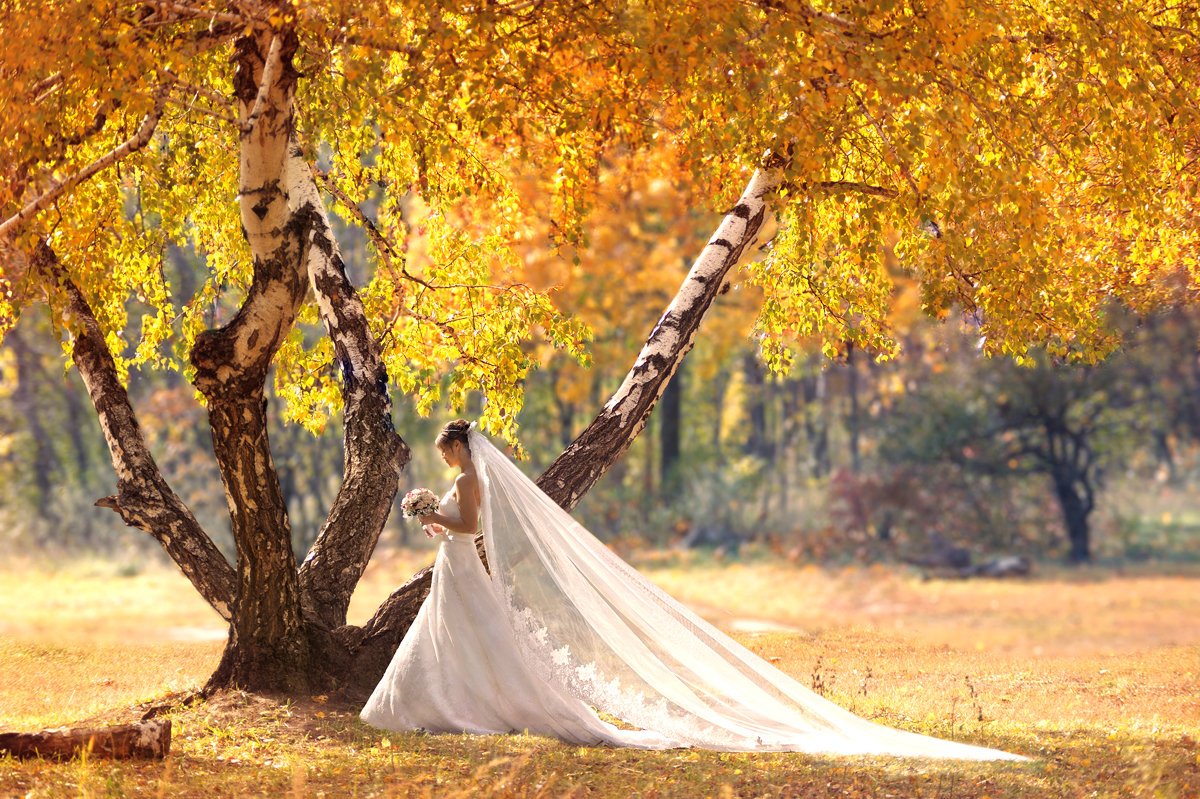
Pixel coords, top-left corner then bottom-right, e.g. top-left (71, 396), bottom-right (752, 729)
top-left (436, 419), bottom-right (472, 453)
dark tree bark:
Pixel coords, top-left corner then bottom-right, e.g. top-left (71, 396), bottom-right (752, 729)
top-left (194, 388), bottom-right (310, 691)
top-left (343, 568), bottom-right (431, 695)
top-left (743, 351), bottom-right (771, 460)
top-left (1045, 428), bottom-right (1096, 564)
top-left (190, 29), bottom-right (315, 692)
top-left (964, 365), bottom-right (1105, 564)
top-left (557, 398), bottom-right (576, 450)
top-left (846, 342), bottom-right (862, 474)
top-left (1152, 430), bottom-right (1178, 484)
top-left (1052, 468), bottom-right (1093, 564)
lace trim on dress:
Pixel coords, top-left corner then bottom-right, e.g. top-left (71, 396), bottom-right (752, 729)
top-left (501, 594), bottom-right (744, 749)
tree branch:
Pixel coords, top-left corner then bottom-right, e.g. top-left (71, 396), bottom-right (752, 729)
top-left (802, 180), bottom-right (899, 198)
top-left (240, 33), bottom-right (282, 137)
top-left (146, 1), bottom-right (254, 27)
top-left (849, 89), bottom-right (922, 201)
top-left (536, 154), bottom-right (787, 509)
top-left (0, 86), bottom-right (168, 241)
top-left (328, 31), bottom-right (419, 57)
top-left (161, 67), bottom-right (235, 110)
top-left (27, 241), bottom-right (235, 620)
top-left (315, 172), bottom-right (426, 287)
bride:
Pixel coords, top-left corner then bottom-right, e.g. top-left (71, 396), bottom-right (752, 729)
top-left (360, 420), bottom-right (1026, 760)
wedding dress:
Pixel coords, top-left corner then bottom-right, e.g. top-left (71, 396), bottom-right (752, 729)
top-left (360, 490), bottom-right (676, 748)
top-left (361, 426), bottom-right (1026, 761)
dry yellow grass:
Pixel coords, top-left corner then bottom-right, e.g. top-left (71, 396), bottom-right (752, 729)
top-left (639, 553), bottom-right (1200, 730)
top-left (1, 550), bottom-right (1197, 798)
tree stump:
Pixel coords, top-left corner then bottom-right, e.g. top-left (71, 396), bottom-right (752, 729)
top-left (0, 719), bottom-right (171, 760)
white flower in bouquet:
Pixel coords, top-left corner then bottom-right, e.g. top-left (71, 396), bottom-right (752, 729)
top-left (401, 488), bottom-right (440, 518)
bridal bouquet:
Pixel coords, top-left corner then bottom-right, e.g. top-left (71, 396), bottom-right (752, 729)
top-left (401, 488), bottom-right (440, 518)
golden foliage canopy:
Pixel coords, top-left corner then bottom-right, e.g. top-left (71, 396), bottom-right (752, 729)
top-left (1, 1), bottom-right (1197, 433)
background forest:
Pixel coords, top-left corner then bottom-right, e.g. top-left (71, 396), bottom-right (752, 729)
top-left (5, 192), bottom-right (1199, 569)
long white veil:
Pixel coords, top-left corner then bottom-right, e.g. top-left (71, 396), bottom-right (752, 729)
top-left (468, 425), bottom-right (1026, 759)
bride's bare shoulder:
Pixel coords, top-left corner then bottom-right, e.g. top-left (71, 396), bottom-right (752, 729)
top-left (455, 471), bottom-right (480, 501)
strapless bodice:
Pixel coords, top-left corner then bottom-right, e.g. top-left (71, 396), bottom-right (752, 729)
top-left (438, 491), bottom-right (479, 541)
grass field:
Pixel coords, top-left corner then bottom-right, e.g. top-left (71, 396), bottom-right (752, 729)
top-left (1, 549), bottom-right (1197, 798)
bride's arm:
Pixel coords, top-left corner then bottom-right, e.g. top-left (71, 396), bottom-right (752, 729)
top-left (419, 473), bottom-right (480, 534)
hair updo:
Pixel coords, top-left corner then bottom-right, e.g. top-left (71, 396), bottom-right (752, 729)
top-left (435, 419), bottom-right (472, 453)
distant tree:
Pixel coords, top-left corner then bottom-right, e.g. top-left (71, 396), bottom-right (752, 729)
top-left (882, 339), bottom-right (1145, 562)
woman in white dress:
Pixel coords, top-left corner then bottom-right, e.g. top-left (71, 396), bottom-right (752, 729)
top-left (360, 420), bottom-right (673, 748)
top-left (360, 420), bottom-right (1026, 760)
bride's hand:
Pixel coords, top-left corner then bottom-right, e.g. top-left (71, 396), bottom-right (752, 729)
top-left (423, 523), bottom-right (447, 538)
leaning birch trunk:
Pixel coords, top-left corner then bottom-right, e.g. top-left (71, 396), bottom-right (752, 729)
top-left (536, 161), bottom-right (784, 509)
top-left (348, 156), bottom-right (785, 694)
top-left (190, 29), bottom-right (314, 693)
